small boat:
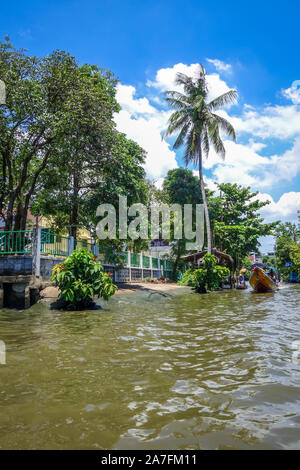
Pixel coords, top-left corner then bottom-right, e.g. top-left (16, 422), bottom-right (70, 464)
top-left (249, 265), bottom-right (277, 293)
top-left (237, 283), bottom-right (247, 290)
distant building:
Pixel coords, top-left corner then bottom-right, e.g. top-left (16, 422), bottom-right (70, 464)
top-left (249, 252), bottom-right (263, 263)
top-left (148, 240), bottom-right (172, 258)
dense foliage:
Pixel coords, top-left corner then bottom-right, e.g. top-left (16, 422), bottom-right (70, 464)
top-left (51, 249), bottom-right (117, 309)
top-left (211, 183), bottom-right (277, 269)
top-left (274, 222), bottom-right (300, 280)
top-left (179, 254), bottom-right (230, 293)
top-left (160, 174), bottom-right (276, 277)
top-left (0, 37), bottom-right (148, 239)
top-left (160, 168), bottom-right (202, 277)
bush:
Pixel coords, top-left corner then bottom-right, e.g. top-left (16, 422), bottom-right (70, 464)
top-left (51, 249), bottom-right (118, 309)
top-left (179, 254), bottom-right (230, 293)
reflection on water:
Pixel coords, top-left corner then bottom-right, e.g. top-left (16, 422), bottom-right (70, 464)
top-left (0, 285), bottom-right (300, 449)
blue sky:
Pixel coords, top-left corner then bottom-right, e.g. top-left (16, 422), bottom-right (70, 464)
top-left (1, 0), bottom-right (300, 251)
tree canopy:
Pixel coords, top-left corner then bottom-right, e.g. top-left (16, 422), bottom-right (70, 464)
top-left (211, 183), bottom-right (277, 268)
top-left (0, 37), bottom-right (148, 238)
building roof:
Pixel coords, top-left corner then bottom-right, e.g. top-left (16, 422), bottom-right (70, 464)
top-left (182, 248), bottom-right (234, 265)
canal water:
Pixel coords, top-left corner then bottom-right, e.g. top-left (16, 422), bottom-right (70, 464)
top-left (0, 285), bottom-right (299, 449)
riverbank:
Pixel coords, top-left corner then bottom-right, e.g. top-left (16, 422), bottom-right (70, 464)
top-left (39, 281), bottom-right (187, 302)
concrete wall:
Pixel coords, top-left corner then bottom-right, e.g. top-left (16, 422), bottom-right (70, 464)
top-left (40, 256), bottom-right (64, 281)
top-left (0, 256), bottom-right (32, 276)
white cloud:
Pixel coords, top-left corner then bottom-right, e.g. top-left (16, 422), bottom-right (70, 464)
top-left (257, 192), bottom-right (300, 223)
top-left (114, 66), bottom-right (300, 232)
top-left (116, 84), bottom-right (157, 116)
top-left (114, 83), bottom-right (177, 180)
top-left (206, 58), bottom-right (232, 73)
top-left (114, 108), bottom-right (177, 180)
top-left (282, 80), bottom-right (300, 105)
top-left (200, 137), bottom-right (300, 190)
top-left (147, 62), bottom-right (234, 103)
top-left (218, 100), bottom-right (300, 140)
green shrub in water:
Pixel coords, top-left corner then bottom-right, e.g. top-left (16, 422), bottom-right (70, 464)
top-left (51, 249), bottom-right (118, 309)
top-left (179, 254), bottom-right (230, 293)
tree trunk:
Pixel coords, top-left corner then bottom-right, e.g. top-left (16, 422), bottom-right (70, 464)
top-left (69, 171), bottom-right (79, 239)
top-left (198, 146), bottom-right (212, 254)
top-left (5, 193), bottom-right (15, 231)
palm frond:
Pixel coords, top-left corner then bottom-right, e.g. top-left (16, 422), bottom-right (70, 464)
top-left (164, 89), bottom-right (191, 104)
top-left (208, 89), bottom-right (238, 110)
top-left (163, 110), bottom-right (190, 138)
top-left (212, 113), bottom-right (236, 141)
top-left (192, 95), bottom-right (205, 112)
top-left (174, 72), bottom-right (194, 91)
top-left (183, 128), bottom-right (201, 166)
top-left (173, 121), bottom-right (191, 149)
top-left (164, 96), bottom-right (191, 110)
top-left (207, 119), bottom-right (225, 159)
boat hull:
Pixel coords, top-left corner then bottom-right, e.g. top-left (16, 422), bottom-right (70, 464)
top-left (249, 267), bottom-right (276, 293)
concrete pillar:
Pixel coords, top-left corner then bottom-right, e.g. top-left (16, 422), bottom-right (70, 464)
top-left (68, 236), bottom-right (74, 255)
top-left (32, 228), bottom-right (41, 278)
top-left (92, 243), bottom-right (99, 257)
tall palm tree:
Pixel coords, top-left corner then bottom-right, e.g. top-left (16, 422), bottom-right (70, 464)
top-left (163, 65), bottom-right (237, 253)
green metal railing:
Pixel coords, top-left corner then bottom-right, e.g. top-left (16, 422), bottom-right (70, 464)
top-left (0, 230), bottom-right (32, 254)
top-left (0, 230), bottom-right (173, 272)
top-left (143, 255), bottom-right (150, 268)
top-left (74, 239), bottom-right (93, 253)
top-left (131, 252), bottom-right (140, 267)
top-left (41, 231), bottom-right (69, 257)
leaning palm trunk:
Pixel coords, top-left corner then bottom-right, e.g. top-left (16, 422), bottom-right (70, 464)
top-left (198, 145), bottom-right (211, 253)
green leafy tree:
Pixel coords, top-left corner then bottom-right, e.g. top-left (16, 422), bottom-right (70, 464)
top-left (262, 255), bottom-right (276, 267)
top-left (241, 255), bottom-right (254, 270)
top-left (274, 222), bottom-right (300, 242)
top-left (51, 249), bottom-right (117, 309)
top-left (275, 235), bottom-right (299, 279)
top-left (161, 168), bottom-right (202, 277)
top-left (179, 254), bottom-right (229, 293)
top-left (290, 243), bottom-right (300, 273)
top-left (0, 38), bottom-right (119, 231)
top-left (163, 65), bottom-right (237, 253)
top-left (36, 132), bottom-right (148, 241)
top-left (212, 183), bottom-right (277, 269)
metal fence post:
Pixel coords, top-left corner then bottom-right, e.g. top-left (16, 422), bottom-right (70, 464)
top-left (158, 254), bottom-right (161, 277)
top-left (128, 250), bottom-right (131, 281)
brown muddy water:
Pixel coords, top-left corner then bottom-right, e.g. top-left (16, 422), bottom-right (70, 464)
top-left (0, 285), bottom-right (300, 449)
